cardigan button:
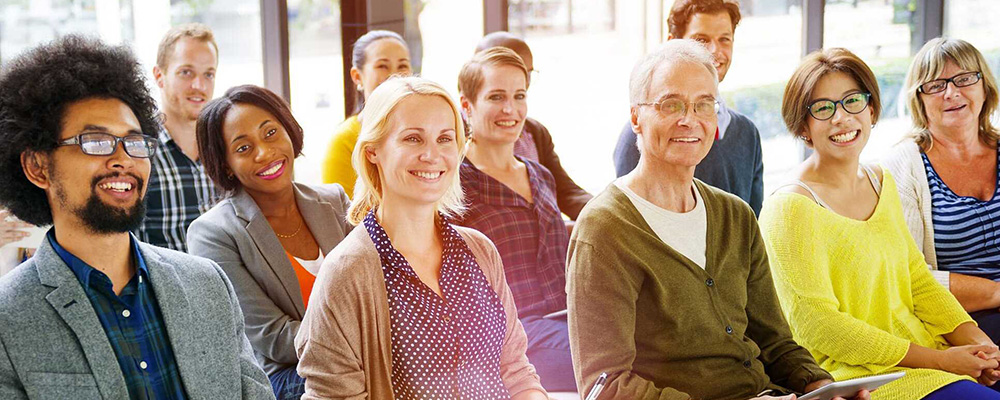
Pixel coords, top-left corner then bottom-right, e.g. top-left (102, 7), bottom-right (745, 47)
top-left (725, 325), bottom-right (733, 334)
top-left (743, 360), bottom-right (752, 368)
top-left (706, 278), bottom-right (715, 287)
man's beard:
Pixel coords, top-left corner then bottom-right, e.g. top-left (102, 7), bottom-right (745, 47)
top-left (55, 173), bottom-right (147, 234)
top-left (75, 189), bottom-right (147, 234)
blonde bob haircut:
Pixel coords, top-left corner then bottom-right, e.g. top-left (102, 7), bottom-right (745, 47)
top-left (346, 76), bottom-right (467, 225)
top-left (782, 48), bottom-right (881, 140)
top-left (458, 46), bottom-right (529, 104)
top-left (905, 37), bottom-right (999, 151)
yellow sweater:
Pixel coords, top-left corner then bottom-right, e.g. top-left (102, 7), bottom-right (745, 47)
top-left (759, 170), bottom-right (974, 400)
top-left (322, 116), bottom-right (360, 198)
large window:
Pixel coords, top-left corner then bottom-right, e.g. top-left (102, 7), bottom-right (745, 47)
top-left (945, 0), bottom-right (1000, 82)
top-left (506, 0), bottom-right (637, 194)
top-left (719, 0), bottom-right (803, 195)
top-left (288, 0), bottom-right (343, 185)
top-left (0, 0), bottom-right (135, 64)
top-left (824, 0), bottom-right (915, 164)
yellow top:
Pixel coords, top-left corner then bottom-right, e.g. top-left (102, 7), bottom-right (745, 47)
top-left (758, 169), bottom-right (974, 400)
top-left (322, 115), bottom-right (361, 198)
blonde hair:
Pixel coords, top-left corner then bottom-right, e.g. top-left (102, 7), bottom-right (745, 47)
top-left (457, 47), bottom-right (529, 103)
top-left (905, 37), bottom-right (1000, 151)
top-left (347, 76), bottom-right (467, 225)
top-left (781, 48), bottom-right (881, 139)
top-left (156, 23), bottom-right (218, 70)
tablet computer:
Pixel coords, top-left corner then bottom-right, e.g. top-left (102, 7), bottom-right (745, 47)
top-left (800, 371), bottom-right (905, 400)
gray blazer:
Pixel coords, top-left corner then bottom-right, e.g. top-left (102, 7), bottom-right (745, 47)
top-left (0, 235), bottom-right (274, 400)
top-left (187, 182), bottom-right (352, 376)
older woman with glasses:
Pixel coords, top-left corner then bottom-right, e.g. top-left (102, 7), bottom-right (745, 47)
top-left (295, 76), bottom-right (546, 400)
top-left (760, 47), bottom-right (1000, 400)
top-left (186, 85), bottom-right (353, 400)
top-left (884, 38), bottom-right (1000, 343)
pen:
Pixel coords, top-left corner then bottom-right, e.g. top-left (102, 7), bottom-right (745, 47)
top-left (584, 372), bottom-right (608, 400)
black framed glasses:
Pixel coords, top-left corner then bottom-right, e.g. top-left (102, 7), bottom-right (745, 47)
top-left (637, 98), bottom-right (718, 119)
top-left (918, 71), bottom-right (982, 94)
top-left (58, 132), bottom-right (158, 159)
top-left (806, 92), bottom-right (871, 121)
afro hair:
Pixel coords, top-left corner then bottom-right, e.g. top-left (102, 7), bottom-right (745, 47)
top-left (0, 35), bottom-right (161, 226)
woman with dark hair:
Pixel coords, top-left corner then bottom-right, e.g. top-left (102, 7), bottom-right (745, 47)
top-left (322, 30), bottom-right (411, 198)
top-left (187, 85), bottom-right (353, 400)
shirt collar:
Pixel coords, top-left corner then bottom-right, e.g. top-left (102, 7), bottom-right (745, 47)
top-left (716, 93), bottom-right (732, 140)
top-left (47, 228), bottom-right (149, 290)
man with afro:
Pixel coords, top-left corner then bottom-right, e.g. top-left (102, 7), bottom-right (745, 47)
top-left (0, 35), bottom-right (274, 399)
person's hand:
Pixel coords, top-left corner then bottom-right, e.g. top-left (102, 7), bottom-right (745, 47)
top-left (975, 348), bottom-right (1000, 386)
top-left (0, 210), bottom-right (32, 248)
top-left (749, 395), bottom-right (795, 400)
top-left (937, 344), bottom-right (1000, 379)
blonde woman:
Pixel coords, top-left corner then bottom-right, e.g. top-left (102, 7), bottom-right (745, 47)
top-left (884, 38), bottom-right (1000, 342)
top-left (294, 76), bottom-right (546, 400)
top-left (760, 47), bottom-right (1000, 400)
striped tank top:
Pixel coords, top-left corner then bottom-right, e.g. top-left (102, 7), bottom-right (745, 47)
top-left (921, 148), bottom-right (1000, 279)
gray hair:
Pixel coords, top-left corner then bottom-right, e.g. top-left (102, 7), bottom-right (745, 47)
top-left (628, 39), bottom-right (718, 106)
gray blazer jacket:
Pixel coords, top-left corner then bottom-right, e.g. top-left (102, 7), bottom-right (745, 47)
top-left (0, 235), bottom-right (274, 400)
top-left (187, 183), bottom-right (352, 375)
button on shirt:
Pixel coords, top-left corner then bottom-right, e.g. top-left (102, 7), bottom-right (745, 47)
top-left (47, 230), bottom-right (187, 400)
top-left (138, 129), bottom-right (219, 252)
top-left (364, 212), bottom-right (511, 400)
top-left (457, 158), bottom-right (569, 317)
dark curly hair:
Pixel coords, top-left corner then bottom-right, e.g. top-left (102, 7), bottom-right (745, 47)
top-left (667, 0), bottom-right (742, 39)
top-left (0, 35), bottom-right (160, 226)
top-left (196, 85), bottom-right (304, 192)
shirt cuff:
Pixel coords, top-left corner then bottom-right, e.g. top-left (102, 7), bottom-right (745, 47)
top-left (931, 269), bottom-right (950, 289)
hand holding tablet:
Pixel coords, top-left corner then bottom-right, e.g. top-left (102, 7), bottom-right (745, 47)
top-left (799, 372), bottom-right (903, 400)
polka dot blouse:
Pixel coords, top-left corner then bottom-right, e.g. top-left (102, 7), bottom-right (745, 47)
top-left (363, 211), bottom-right (511, 400)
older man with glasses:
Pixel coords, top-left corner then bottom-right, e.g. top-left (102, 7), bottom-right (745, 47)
top-left (613, 0), bottom-right (764, 215)
top-left (566, 39), bottom-right (863, 400)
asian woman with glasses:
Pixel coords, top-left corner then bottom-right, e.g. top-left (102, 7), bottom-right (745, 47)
top-left (758, 47), bottom-right (1000, 399)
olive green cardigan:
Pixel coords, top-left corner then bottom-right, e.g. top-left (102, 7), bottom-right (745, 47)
top-left (567, 180), bottom-right (832, 400)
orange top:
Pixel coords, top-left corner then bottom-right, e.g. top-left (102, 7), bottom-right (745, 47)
top-left (286, 252), bottom-right (317, 309)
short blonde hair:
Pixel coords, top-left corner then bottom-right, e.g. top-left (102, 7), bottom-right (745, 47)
top-left (905, 37), bottom-right (1000, 151)
top-left (156, 23), bottom-right (218, 70)
top-left (347, 76), bottom-right (467, 225)
top-left (457, 47), bottom-right (529, 103)
top-left (782, 48), bottom-right (881, 138)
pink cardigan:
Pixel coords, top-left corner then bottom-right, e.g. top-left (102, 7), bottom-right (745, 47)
top-left (294, 223), bottom-right (545, 399)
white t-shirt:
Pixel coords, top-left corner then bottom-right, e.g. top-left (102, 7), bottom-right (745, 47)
top-left (615, 179), bottom-right (708, 269)
top-left (294, 248), bottom-right (325, 276)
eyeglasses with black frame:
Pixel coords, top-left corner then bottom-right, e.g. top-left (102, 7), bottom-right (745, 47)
top-left (806, 92), bottom-right (871, 121)
top-left (918, 71), bottom-right (982, 94)
top-left (58, 132), bottom-right (158, 159)
top-left (637, 97), bottom-right (718, 120)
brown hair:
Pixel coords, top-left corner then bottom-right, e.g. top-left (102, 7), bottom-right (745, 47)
top-left (905, 37), bottom-right (999, 151)
top-left (457, 47), bottom-right (529, 105)
top-left (781, 48), bottom-right (882, 139)
top-left (196, 85), bottom-right (304, 192)
top-left (156, 23), bottom-right (219, 70)
top-left (668, 0), bottom-right (742, 38)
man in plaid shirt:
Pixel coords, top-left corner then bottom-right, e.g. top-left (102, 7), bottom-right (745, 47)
top-left (137, 23), bottom-right (220, 252)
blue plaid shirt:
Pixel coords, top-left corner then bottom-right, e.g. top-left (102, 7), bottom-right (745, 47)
top-left (47, 230), bottom-right (188, 400)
